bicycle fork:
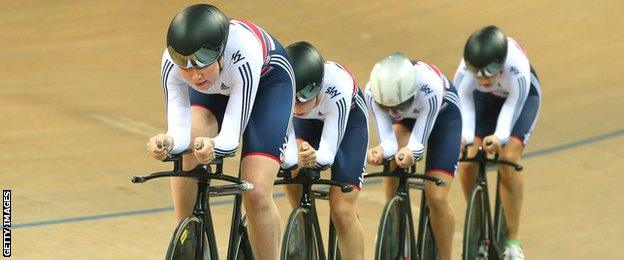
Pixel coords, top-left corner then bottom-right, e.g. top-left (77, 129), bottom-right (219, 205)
top-left (477, 177), bottom-right (504, 260)
top-left (397, 178), bottom-right (418, 260)
top-left (197, 180), bottom-right (219, 260)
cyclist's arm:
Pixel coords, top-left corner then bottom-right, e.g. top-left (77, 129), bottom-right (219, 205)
top-left (212, 44), bottom-right (264, 156)
top-left (365, 85), bottom-right (397, 158)
top-left (493, 68), bottom-right (530, 144)
top-left (454, 62), bottom-right (477, 144)
top-left (316, 89), bottom-right (352, 168)
top-left (407, 79), bottom-right (443, 159)
top-left (161, 52), bottom-right (192, 154)
top-left (280, 124), bottom-right (298, 169)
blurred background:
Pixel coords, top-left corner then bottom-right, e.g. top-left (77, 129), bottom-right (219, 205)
top-left (2, 0), bottom-right (623, 259)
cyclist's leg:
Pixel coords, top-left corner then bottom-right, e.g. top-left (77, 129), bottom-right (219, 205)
top-left (328, 101), bottom-right (367, 260)
top-left (425, 171), bottom-right (454, 260)
top-left (171, 90), bottom-right (226, 222)
top-left (240, 49), bottom-right (295, 259)
top-left (281, 154), bottom-right (302, 209)
top-left (498, 80), bottom-right (541, 242)
top-left (283, 118), bottom-right (323, 209)
top-left (424, 101), bottom-right (461, 260)
top-left (383, 122), bottom-right (411, 200)
top-left (497, 139), bottom-right (524, 242)
top-left (241, 155), bottom-right (283, 259)
top-left (458, 91), bottom-right (504, 200)
top-left (329, 187), bottom-right (364, 259)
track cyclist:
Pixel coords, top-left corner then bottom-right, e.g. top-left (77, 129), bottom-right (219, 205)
top-left (454, 25), bottom-right (542, 260)
top-left (145, 4), bottom-right (296, 259)
top-left (366, 52), bottom-right (462, 260)
top-left (281, 41), bottom-right (368, 260)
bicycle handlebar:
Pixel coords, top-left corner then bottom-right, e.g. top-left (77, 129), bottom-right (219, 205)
top-left (459, 146), bottom-right (523, 171)
top-left (364, 167), bottom-right (446, 186)
top-left (132, 151), bottom-right (246, 185)
top-left (364, 171), bottom-right (446, 187)
top-left (363, 155), bottom-right (445, 186)
top-left (159, 149), bottom-right (191, 162)
top-left (161, 149), bottom-right (235, 163)
top-left (275, 167), bottom-right (354, 193)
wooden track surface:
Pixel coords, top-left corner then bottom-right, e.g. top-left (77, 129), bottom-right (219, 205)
top-left (2, 1), bottom-right (623, 259)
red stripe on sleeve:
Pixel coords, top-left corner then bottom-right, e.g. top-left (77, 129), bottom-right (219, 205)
top-left (237, 20), bottom-right (267, 59)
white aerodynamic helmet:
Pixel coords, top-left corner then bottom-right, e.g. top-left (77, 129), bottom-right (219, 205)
top-left (369, 52), bottom-right (417, 107)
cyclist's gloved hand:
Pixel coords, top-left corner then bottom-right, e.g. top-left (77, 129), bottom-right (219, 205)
top-left (193, 137), bottom-right (215, 164)
top-left (147, 134), bottom-right (174, 160)
top-left (298, 141), bottom-right (317, 168)
top-left (366, 145), bottom-right (384, 165)
top-left (395, 146), bottom-right (415, 169)
top-left (483, 135), bottom-right (501, 154)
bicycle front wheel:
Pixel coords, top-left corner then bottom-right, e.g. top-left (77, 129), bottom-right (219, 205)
top-left (281, 207), bottom-right (317, 260)
top-left (494, 178), bottom-right (509, 246)
top-left (166, 215), bottom-right (211, 260)
top-left (375, 196), bottom-right (414, 260)
top-left (462, 186), bottom-right (487, 260)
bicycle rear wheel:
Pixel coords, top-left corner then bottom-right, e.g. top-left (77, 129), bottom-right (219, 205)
top-left (462, 186), bottom-right (488, 260)
top-left (375, 196), bottom-right (414, 260)
top-left (419, 209), bottom-right (439, 260)
top-left (166, 215), bottom-right (211, 260)
top-left (281, 207), bottom-right (318, 260)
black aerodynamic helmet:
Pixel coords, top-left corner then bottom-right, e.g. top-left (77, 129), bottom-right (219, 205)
top-left (463, 25), bottom-right (508, 77)
top-left (286, 41), bottom-right (325, 103)
top-left (166, 4), bottom-right (230, 68)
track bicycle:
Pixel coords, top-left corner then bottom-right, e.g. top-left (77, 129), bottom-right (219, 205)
top-left (458, 144), bottom-right (523, 260)
top-left (132, 152), bottom-right (254, 260)
top-left (364, 157), bottom-right (446, 260)
top-left (274, 167), bottom-right (354, 260)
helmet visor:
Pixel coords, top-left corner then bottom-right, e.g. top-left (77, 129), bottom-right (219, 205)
top-left (167, 44), bottom-right (223, 68)
top-left (466, 61), bottom-right (503, 77)
top-left (295, 82), bottom-right (322, 103)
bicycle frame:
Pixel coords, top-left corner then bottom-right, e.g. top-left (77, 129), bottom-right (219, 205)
top-left (413, 181), bottom-right (435, 258)
top-left (227, 190), bottom-right (247, 259)
top-left (474, 158), bottom-right (499, 258)
top-left (312, 189), bottom-right (340, 260)
top-left (396, 165), bottom-right (418, 257)
top-left (459, 146), bottom-right (523, 259)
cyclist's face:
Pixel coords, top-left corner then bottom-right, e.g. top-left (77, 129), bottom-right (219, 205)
top-left (475, 73), bottom-right (499, 88)
top-left (386, 107), bottom-right (403, 121)
top-left (294, 96), bottom-right (318, 117)
top-left (178, 62), bottom-right (220, 91)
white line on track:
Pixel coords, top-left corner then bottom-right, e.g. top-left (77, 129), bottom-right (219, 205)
top-left (89, 113), bottom-right (162, 137)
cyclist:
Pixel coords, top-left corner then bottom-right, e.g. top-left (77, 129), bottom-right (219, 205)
top-left (454, 25), bottom-right (541, 260)
top-left (280, 41), bottom-right (368, 259)
top-left (366, 52), bottom-right (462, 260)
top-left (145, 4), bottom-right (295, 259)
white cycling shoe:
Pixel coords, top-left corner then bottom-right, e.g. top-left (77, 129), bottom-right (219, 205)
top-left (503, 242), bottom-right (525, 260)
